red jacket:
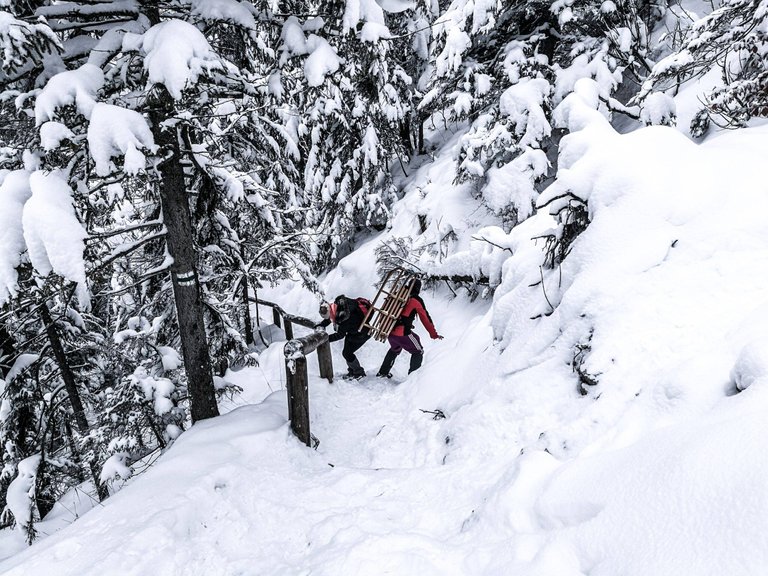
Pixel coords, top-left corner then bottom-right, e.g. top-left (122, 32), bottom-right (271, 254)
top-left (391, 295), bottom-right (439, 338)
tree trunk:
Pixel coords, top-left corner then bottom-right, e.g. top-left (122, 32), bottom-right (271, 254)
top-left (417, 113), bottom-right (426, 155)
top-left (240, 248), bottom-right (254, 346)
top-left (148, 87), bottom-right (220, 423)
top-left (399, 119), bottom-right (412, 152)
top-left (40, 303), bottom-right (108, 501)
top-left (0, 325), bottom-right (16, 377)
top-left (40, 304), bottom-right (90, 440)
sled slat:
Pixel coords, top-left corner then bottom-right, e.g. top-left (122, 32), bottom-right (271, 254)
top-left (360, 268), bottom-right (417, 342)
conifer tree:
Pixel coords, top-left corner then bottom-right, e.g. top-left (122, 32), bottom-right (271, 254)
top-left (0, 0), bottom-right (320, 532)
top-left (641, 0), bottom-right (768, 133)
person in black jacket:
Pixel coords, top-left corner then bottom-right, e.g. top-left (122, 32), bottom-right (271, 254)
top-left (317, 295), bottom-right (371, 379)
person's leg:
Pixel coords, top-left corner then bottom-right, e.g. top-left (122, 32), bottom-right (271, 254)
top-left (408, 353), bottom-right (423, 373)
top-left (400, 333), bottom-right (424, 374)
top-left (343, 333), bottom-right (369, 376)
top-left (377, 349), bottom-right (399, 377)
top-left (377, 335), bottom-right (404, 377)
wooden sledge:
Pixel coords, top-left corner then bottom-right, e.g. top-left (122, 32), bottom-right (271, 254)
top-left (360, 268), bottom-right (418, 342)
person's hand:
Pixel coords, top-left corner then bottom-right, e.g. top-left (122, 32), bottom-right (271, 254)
top-left (314, 323), bottom-right (326, 330)
top-left (433, 334), bottom-right (444, 340)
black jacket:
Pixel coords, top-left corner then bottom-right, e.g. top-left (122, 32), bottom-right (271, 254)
top-left (319, 297), bottom-right (370, 342)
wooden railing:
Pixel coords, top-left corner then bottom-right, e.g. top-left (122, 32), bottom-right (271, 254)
top-left (251, 296), bottom-right (316, 340)
top-left (250, 297), bottom-right (333, 447)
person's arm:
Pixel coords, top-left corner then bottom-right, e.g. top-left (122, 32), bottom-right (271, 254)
top-left (328, 320), bottom-right (350, 342)
top-left (413, 297), bottom-right (441, 339)
top-left (328, 331), bottom-right (344, 342)
top-left (315, 315), bottom-right (343, 340)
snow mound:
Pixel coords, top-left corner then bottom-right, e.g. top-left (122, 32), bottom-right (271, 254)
top-left (39, 121), bottom-right (75, 151)
top-left (34, 63), bottom-right (104, 125)
top-left (87, 103), bottom-right (156, 176)
top-left (731, 339), bottom-right (768, 391)
top-left (279, 18), bottom-right (341, 87)
top-left (0, 170), bottom-right (31, 305)
top-left (190, 0), bottom-right (257, 29)
top-left (22, 171), bottom-right (89, 308)
top-left (123, 19), bottom-right (223, 99)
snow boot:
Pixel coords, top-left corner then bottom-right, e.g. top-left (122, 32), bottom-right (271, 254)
top-left (378, 349), bottom-right (398, 378)
top-left (343, 366), bottom-right (366, 380)
top-left (408, 352), bottom-right (423, 374)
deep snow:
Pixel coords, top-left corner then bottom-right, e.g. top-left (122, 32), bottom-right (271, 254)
top-left (3, 57), bottom-right (768, 576)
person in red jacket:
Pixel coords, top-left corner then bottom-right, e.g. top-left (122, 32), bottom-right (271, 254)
top-left (376, 279), bottom-right (443, 378)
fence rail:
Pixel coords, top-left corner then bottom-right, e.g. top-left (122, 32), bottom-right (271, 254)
top-left (250, 297), bottom-right (332, 447)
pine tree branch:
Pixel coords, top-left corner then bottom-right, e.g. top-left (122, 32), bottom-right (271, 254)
top-left (89, 231), bottom-right (167, 272)
top-left (87, 220), bottom-right (164, 239)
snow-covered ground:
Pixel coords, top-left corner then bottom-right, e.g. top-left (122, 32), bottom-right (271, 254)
top-left (3, 68), bottom-right (768, 576)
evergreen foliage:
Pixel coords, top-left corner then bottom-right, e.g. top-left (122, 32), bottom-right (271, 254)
top-left (641, 0), bottom-right (768, 130)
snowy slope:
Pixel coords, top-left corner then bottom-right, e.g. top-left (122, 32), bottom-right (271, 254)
top-left (4, 56), bottom-right (768, 576)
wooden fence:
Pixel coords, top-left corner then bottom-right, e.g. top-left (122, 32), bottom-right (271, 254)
top-left (250, 297), bottom-right (333, 446)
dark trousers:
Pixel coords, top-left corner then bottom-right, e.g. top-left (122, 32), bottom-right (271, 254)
top-left (342, 332), bottom-right (370, 375)
top-left (378, 333), bottom-right (424, 375)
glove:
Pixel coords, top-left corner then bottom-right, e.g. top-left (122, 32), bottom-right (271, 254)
top-left (432, 334), bottom-right (444, 340)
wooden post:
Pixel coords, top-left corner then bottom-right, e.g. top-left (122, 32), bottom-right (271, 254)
top-left (284, 319), bottom-right (294, 341)
top-left (286, 331), bottom-right (328, 356)
top-left (283, 331), bottom-right (328, 446)
top-left (286, 356), bottom-right (310, 446)
top-left (273, 307), bottom-right (281, 328)
top-left (317, 339), bottom-right (333, 382)
top-left (285, 362), bottom-right (294, 420)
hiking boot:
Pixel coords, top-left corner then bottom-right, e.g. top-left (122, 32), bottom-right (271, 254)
top-left (376, 372), bottom-right (392, 379)
top-left (343, 370), bottom-right (366, 381)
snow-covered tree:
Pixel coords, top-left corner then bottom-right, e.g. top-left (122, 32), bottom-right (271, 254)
top-left (0, 0), bottom-right (323, 530)
top-left (641, 0), bottom-right (768, 133)
top-left (387, 0), bottom-right (672, 298)
top-left (270, 0), bottom-right (416, 265)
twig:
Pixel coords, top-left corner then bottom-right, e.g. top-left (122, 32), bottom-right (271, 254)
top-left (539, 266), bottom-right (554, 314)
top-left (420, 408), bottom-right (446, 420)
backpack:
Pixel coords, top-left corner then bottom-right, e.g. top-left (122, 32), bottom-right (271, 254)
top-left (333, 295), bottom-right (371, 324)
top-left (356, 297), bottom-right (372, 316)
